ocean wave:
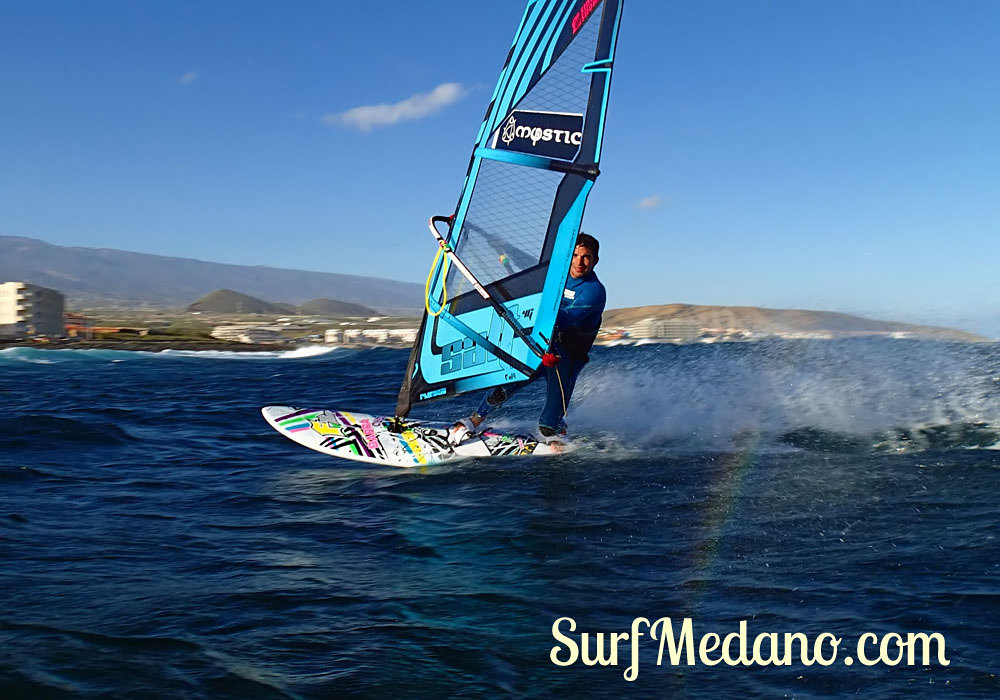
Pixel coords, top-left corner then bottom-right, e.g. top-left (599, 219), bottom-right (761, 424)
top-left (6, 340), bottom-right (999, 455)
top-left (0, 414), bottom-right (136, 447)
top-left (777, 422), bottom-right (1000, 453)
top-left (0, 344), bottom-right (339, 363)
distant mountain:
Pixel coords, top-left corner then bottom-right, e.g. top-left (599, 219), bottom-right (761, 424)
top-left (0, 235), bottom-right (422, 314)
top-left (298, 298), bottom-right (379, 317)
top-left (602, 304), bottom-right (988, 341)
top-left (188, 290), bottom-right (296, 315)
top-left (187, 290), bottom-right (383, 317)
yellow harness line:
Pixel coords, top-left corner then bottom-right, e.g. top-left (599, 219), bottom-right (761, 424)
top-left (425, 241), bottom-right (450, 317)
top-left (555, 365), bottom-right (567, 417)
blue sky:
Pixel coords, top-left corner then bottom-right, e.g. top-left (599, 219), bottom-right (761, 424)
top-left (2, 1), bottom-right (998, 336)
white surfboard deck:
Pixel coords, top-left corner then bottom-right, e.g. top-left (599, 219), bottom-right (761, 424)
top-left (261, 406), bottom-right (565, 467)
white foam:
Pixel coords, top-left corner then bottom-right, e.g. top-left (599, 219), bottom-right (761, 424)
top-left (0, 347), bottom-right (62, 364)
top-left (0, 344), bottom-right (340, 362)
top-left (156, 344), bottom-right (338, 359)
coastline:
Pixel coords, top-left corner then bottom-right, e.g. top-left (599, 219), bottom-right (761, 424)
top-left (3, 335), bottom-right (993, 354)
top-left (0, 339), bottom-right (292, 353)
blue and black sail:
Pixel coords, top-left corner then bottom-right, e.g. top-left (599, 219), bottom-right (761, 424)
top-left (395, 0), bottom-right (624, 418)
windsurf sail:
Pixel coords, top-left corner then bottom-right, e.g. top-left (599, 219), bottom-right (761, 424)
top-left (395, 0), bottom-right (624, 418)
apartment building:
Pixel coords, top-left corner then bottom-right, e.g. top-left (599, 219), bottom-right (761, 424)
top-left (210, 325), bottom-right (284, 344)
top-left (629, 317), bottom-right (702, 342)
top-left (0, 282), bottom-right (65, 337)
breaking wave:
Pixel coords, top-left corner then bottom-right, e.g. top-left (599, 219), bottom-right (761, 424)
top-left (0, 344), bottom-right (339, 364)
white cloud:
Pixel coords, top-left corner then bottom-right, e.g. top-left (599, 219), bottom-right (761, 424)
top-left (638, 194), bottom-right (663, 209)
top-left (324, 82), bottom-right (466, 131)
top-left (177, 71), bottom-right (198, 86)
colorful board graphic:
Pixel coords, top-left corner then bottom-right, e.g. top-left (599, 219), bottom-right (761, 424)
top-left (261, 406), bottom-right (563, 467)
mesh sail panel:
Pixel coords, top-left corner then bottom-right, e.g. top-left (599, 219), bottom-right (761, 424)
top-left (446, 162), bottom-right (564, 298)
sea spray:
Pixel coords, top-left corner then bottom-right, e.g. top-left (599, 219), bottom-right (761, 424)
top-left (569, 340), bottom-right (999, 450)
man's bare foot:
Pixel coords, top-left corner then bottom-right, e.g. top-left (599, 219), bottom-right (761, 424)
top-left (447, 416), bottom-right (482, 446)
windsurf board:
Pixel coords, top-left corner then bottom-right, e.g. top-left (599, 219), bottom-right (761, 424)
top-left (261, 406), bottom-right (563, 467)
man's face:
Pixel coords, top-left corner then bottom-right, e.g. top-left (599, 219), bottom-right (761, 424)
top-left (569, 245), bottom-right (597, 279)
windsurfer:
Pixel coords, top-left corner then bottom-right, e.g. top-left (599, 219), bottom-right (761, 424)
top-left (449, 233), bottom-right (606, 445)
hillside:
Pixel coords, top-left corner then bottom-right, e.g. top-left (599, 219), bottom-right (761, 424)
top-left (601, 304), bottom-right (988, 342)
top-left (298, 298), bottom-right (379, 317)
top-left (0, 235), bottom-right (422, 314)
top-left (187, 290), bottom-right (296, 315)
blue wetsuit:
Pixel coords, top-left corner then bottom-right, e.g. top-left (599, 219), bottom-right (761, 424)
top-left (474, 271), bottom-right (607, 433)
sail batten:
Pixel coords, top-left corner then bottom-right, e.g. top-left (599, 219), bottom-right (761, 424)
top-left (395, 0), bottom-right (623, 418)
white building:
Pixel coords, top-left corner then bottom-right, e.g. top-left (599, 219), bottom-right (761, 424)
top-left (362, 329), bottom-right (390, 342)
top-left (211, 325), bottom-right (284, 344)
top-left (0, 282), bottom-right (65, 337)
top-left (389, 328), bottom-right (418, 343)
top-left (326, 327), bottom-right (418, 345)
top-left (629, 317), bottom-right (701, 342)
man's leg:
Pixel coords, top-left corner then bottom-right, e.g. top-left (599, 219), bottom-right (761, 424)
top-left (537, 356), bottom-right (585, 438)
top-left (449, 380), bottom-right (529, 445)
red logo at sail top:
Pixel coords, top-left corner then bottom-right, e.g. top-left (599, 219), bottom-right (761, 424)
top-left (571, 0), bottom-right (601, 34)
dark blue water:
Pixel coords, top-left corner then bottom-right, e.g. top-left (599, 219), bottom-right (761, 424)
top-left (2, 340), bottom-right (999, 698)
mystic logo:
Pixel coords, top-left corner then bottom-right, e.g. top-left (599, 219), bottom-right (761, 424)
top-left (572, 0), bottom-right (602, 34)
top-left (492, 110), bottom-right (584, 161)
top-left (501, 116), bottom-right (518, 146)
